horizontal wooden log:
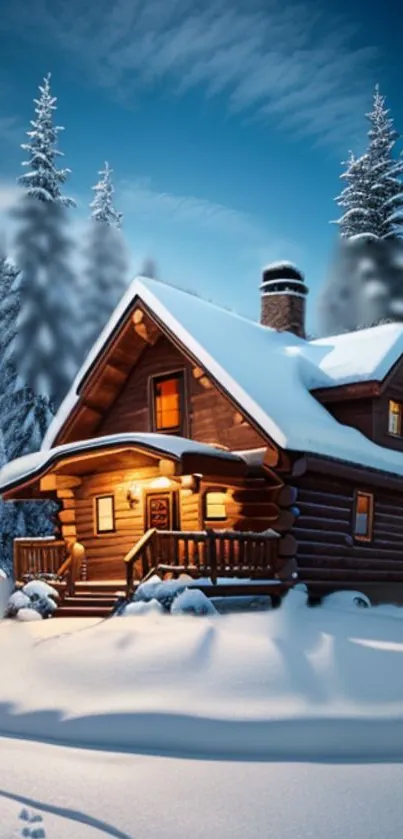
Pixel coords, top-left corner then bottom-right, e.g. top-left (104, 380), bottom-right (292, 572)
top-left (274, 509), bottom-right (296, 533)
top-left (305, 455), bottom-right (403, 492)
top-left (58, 509), bottom-right (76, 525)
top-left (61, 525), bottom-right (77, 539)
top-left (295, 488), bottom-right (353, 506)
top-left (296, 555), bottom-right (403, 572)
top-left (275, 485), bottom-right (298, 508)
top-left (132, 308), bottom-right (144, 324)
top-left (56, 489), bottom-right (75, 499)
top-left (297, 541), bottom-right (403, 561)
top-left (41, 475), bottom-right (82, 491)
top-left (278, 534), bottom-right (297, 558)
top-left (300, 567), bottom-right (403, 583)
top-left (295, 518), bottom-right (349, 534)
top-left (296, 501), bottom-right (351, 520)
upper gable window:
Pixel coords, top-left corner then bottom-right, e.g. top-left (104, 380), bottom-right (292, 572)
top-left (152, 372), bottom-right (184, 434)
top-left (388, 400), bottom-right (403, 436)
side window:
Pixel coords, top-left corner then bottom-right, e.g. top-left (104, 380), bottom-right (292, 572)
top-left (95, 495), bottom-right (115, 534)
top-left (388, 400), bottom-right (403, 436)
top-left (204, 490), bottom-right (227, 522)
top-left (353, 491), bottom-right (373, 541)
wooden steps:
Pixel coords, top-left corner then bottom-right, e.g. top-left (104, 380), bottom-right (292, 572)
top-left (54, 581), bottom-right (126, 618)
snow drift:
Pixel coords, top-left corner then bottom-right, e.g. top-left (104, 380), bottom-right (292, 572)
top-left (1, 590), bottom-right (403, 760)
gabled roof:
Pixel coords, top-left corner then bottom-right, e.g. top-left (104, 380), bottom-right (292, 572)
top-left (42, 276), bottom-right (403, 477)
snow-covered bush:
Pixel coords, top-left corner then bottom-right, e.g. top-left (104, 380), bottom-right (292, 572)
top-left (18, 807), bottom-right (46, 837)
top-left (23, 579), bottom-right (59, 600)
top-left (17, 607), bottom-right (43, 622)
top-left (7, 578), bottom-right (60, 620)
top-left (171, 589), bottom-right (218, 616)
top-left (321, 590), bottom-right (371, 611)
top-left (134, 576), bottom-right (189, 611)
top-left (7, 590), bottom-right (31, 616)
top-left (123, 598), bottom-right (164, 616)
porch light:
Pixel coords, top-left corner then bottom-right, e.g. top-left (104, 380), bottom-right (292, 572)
top-left (127, 482), bottom-right (141, 507)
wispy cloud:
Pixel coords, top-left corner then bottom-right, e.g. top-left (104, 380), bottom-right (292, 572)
top-left (3, 0), bottom-right (378, 149)
top-left (119, 176), bottom-right (269, 240)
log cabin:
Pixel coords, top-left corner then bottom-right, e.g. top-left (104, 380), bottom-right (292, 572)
top-left (3, 261), bottom-right (403, 615)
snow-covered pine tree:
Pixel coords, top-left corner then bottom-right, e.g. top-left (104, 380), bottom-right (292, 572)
top-left (81, 162), bottom-right (128, 357)
top-left (333, 152), bottom-right (372, 239)
top-left (12, 72), bottom-right (79, 409)
top-left (333, 86), bottom-right (403, 240)
top-left (365, 85), bottom-right (403, 238)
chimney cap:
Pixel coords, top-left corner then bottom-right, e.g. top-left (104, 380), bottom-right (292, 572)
top-left (262, 261), bottom-right (305, 284)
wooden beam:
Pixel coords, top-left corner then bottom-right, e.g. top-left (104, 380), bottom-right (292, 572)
top-left (58, 509), bottom-right (76, 525)
top-left (40, 475), bottom-right (82, 491)
top-left (132, 308), bottom-right (144, 324)
top-left (305, 454), bottom-right (403, 492)
top-left (61, 524), bottom-right (77, 540)
top-left (312, 380), bottom-right (381, 403)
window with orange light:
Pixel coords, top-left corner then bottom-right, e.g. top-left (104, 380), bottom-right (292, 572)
top-left (152, 372), bottom-right (184, 433)
top-left (388, 400), bottom-right (403, 435)
top-left (353, 491), bottom-right (373, 541)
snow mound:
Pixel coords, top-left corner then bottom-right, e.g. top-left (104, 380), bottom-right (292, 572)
top-left (1, 594), bottom-right (403, 759)
top-left (171, 588), bottom-right (218, 616)
top-left (22, 580), bottom-right (59, 600)
top-left (123, 599), bottom-right (164, 616)
top-left (321, 590), bottom-right (371, 611)
top-left (8, 590), bottom-right (31, 615)
top-left (16, 607), bottom-right (43, 622)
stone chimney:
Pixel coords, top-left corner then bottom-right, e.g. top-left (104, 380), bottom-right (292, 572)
top-left (260, 261), bottom-right (309, 338)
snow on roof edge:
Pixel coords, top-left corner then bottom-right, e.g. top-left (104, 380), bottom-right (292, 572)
top-left (0, 433), bottom-right (244, 493)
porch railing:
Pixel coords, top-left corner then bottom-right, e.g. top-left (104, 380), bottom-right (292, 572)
top-left (124, 528), bottom-right (291, 596)
top-left (14, 538), bottom-right (67, 582)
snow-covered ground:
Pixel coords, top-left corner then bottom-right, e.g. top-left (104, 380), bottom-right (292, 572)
top-left (2, 591), bottom-right (403, 836)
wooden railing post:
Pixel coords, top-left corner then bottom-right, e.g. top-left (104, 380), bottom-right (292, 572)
top-left (206, 529), bottom-right (217, 585)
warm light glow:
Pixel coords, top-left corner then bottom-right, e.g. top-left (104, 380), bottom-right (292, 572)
top-left (205, 490), bottom-right (227, 521)
top-left (154, 375), bottom-right (181, 431)
top-left (388, 400), bottom-right (402, 435)
top-left (158, 458), bottom-right (176, 477)
top-left (95, 495), bottom-right (115, 533)
top-left (354, 492), bottom-right (373, 539)
top-left (149, 476), bottom-right (172, 490)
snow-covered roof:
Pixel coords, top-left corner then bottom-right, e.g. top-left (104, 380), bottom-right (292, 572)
top-left (40, 276), bottom-right (403, 478)
top-left (0, 433), bottom-right (245, 493)
top-left (309, 322), bottom-right (403, 387)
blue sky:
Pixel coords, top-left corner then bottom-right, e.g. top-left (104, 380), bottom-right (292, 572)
top-left (0, 0), bottom-right (400, 334)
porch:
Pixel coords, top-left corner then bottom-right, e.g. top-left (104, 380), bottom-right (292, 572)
top-left (13, 525), bottom-right (297, 617)
top-left (3, 433), bottom-right (299, 615)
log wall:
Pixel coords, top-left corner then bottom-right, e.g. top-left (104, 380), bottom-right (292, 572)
top-left (71, 468), bottom-right (287, 581)
top-left (97, 334), bottom-right (266, 451)
top-left (291, 471), bottom-right (403, 599)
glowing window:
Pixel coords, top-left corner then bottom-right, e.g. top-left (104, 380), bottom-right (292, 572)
top-left (95, 495), bottom-right (115, 534)
top-left (153, 373), bottom-right (183, 432)
top-left (205, 491), bottom-right (227, 521)
top-left (353, 492), bottom-right (373, 541)
top-left (388, 400), bottom-right (402, 435)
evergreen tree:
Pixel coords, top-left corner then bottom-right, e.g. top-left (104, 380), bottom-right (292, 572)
top-left (333, 152), bottom-right (373, 239)
top-left (334, 86), bottom-right (403, 240)
top-left (365, 85), bottom-right (403, 238)
top-left (12, 73), bottom-right (78, 408)
top-left (81, 162), bottom-right (128, 356)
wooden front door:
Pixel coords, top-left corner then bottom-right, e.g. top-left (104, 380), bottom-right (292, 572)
top-left (145, 490), bottom-right (178, 531)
